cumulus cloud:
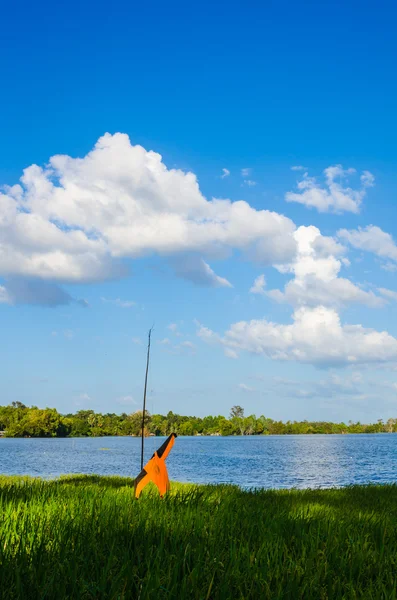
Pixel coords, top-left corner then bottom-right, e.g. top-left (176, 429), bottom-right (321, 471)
top-left (378, 288), bottom-right (397, 302)
top-left (197, 306), bottom-right (397, 368)
top-left (241, 168), bottom-right (252, 177)
top-left (0, 133), bottom-right (298, 304)
top-left (361, 171), bottom-right (375, 187)
top-left (249, 274), bottom-right (266, 295)
top-left (268, 276), bottom-right (383, 309)
top-left (0, 278), bottom-right (88, 307)
top-left (171, 255), bottom-right (232, 288)
top-left (220, 168), bottom-right (230, 179)
top-left (267, 226), bottom-right (383, 309)
top-left (291, 165), bottom-right (307, 171)
top-left (311, 234), bottom-right (346, 258)
top-left (0, 286), bottom-right (10, 304)
top-left (338, 225), bottom-right (397, 263)
top-left (286, 165), bottom-right (374, 213)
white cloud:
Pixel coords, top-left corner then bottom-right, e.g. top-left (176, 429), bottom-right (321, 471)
top-left (338, 225), bottom-right (397, 263)
top-left (101, 297), bottom-right (135, 308)
top-left (267, 226), bottom-right (382, 309)
top-left (167, 323), bottom-right (183, 337)
top-left (0, 278), bottom-right (87, 307)
top-left (268, 276), bottom-right (383, 309)
top-left (311, 234), bottom-right (346, 258)
top-left (224, 348), bottom-right (238, 359)
top-left (238, 383), bottom-right (256, 392)
top-left (286, 165), bottom-right (374, 214)
top-left (249, 274), bottom-right (266, 295)
top-left (382, 263), bottom-right (397, 272)
top-left (73, 392), bottom-right (92, 407)
top-left (269, 370), bottom-right (367, 401)
top-left (379, 288), bottom-right (397, 302)
top-left (181, 340), bottom-right (196, 350)
top-left (51, 329), bottom-right (77, 340)
top-left (131, 337), bottom-right (142, 344)
top-left (0, 285), bottom-right (10, 304)
top-left (241, 168), bottom-right (252, 177)
top-left (116, 395), bottom-right (137, 406)
top-left (197, 305), bottom-right (397, 368)
top-left (361, 171), bottom-right (375, 187)
top-left (0, 134), bottom-right (296, 307)
top-left (158, 337), bottom-right (196, 356)
top-left (242, 180), bottom-right (257, 187)
top-left (221, 168), bottom-right (230, 179)
top-left (114, 299), bottom-right (135, 308)
top-left (179, 340), bottom-right (196, 355)
top-left (267, 371), bottom-right (397, 412)
top-left (171, 256), bottom-right (232, 288)
top-left (291, 165), bottom-right (307, 171)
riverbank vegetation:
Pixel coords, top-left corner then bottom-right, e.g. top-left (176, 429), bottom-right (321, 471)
top-left (1, 402), bottom-right (396, 438)
top-left (0, 475), bottom-right (397, 598)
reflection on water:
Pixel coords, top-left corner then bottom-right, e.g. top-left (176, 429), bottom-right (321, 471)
top-left (1, 434), bottom-right (396, 489)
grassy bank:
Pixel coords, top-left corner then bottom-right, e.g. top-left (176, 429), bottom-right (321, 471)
top-left (1, 476), bottom-right (397, 599)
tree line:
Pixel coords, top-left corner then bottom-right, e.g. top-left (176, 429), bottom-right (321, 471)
top-left (1, 403), bottom-right (397, 438)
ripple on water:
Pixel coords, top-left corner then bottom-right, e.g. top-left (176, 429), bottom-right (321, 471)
top-left (0, 434), bottom-right (396, 488)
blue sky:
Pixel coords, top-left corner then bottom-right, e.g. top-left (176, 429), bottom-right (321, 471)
top-left (1, 0), bottom-right (397, 421)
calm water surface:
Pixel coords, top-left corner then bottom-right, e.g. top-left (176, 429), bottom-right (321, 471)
top-left (1, 435), bottom-right (397, 489)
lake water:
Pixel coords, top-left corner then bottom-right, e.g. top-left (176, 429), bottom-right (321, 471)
top-left (1, 434), bottom-right (397, 489)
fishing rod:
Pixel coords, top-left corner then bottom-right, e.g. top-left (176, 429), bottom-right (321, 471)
top-left (134, 324), bottom-right (177, 500)
top-left (140, 326), bottom-right (153, 471)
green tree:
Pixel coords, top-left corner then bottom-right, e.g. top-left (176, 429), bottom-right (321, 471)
top-left (230, 405), bottom-right (244, 419)
top-left (219, 418), bottom-right (235, 436)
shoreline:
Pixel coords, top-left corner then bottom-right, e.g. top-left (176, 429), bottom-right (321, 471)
top-left (1, 473), bottom-right (397, 490)
top-left (1, 430), bottom-right (397, 439)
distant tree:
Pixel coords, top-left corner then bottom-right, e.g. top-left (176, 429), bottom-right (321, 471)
top-left (12, 401), bottom-right (27, 409)
top-left (2, 402), bottom-right (397, 438)
top-left (76, 410), bottom-right (95, 422)
top-left (243, 415), bottom-right (257, 435)
top-left (68, 418), bottom-right (90, 437)
top-left (179, 421), bottom-right (195, 436)
top-left (124, 410), bottom-right (151, 436)
top-left (230, 405), bottom-right (244, 419)
top-left (218, 418), bottom-right (235, 436)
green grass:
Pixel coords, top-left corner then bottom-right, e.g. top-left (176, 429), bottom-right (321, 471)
top-left (1, 476), bottom-right (397, 599)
